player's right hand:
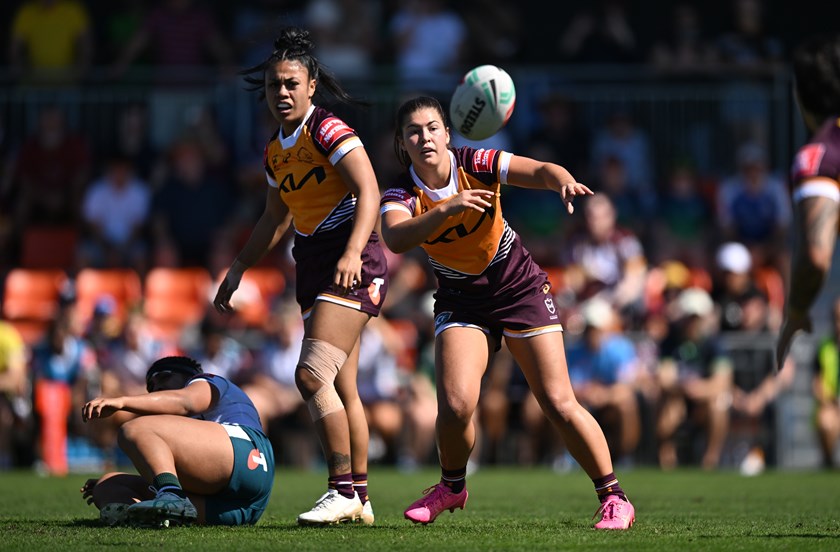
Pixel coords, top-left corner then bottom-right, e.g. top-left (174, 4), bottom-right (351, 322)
top-left (445, 189), bottom-right (495, 215)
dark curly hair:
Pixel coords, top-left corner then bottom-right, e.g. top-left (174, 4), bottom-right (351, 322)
top-left (793, 33), bottom-right (840, 122)
top-left (145, 356), bottom-right (203, 392)
top-left (240, 26), bottom-right (360, 106)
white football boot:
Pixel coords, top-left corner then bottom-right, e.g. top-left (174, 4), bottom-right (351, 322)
top-left (297, 490), bottom-right (363, 525)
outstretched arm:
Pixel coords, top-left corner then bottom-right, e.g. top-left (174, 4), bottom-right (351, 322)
top-left (82, 380), bottom-right (215, 421)
top-left (505, 155), bottom-right (593, 214)
top-left (777, 194), bottom-right (840, 368)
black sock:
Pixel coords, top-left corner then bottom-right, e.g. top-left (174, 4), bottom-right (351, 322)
top-left (592, 472), bottom-right (627, 503)
top-left (152, 472), bottom-right (187, 498)
top-left (352, 473), bottom-right (368, 503)
top-left (328, 473), bottom-right (355, 500)
top-left (441, 467), bottom-right (467, 494)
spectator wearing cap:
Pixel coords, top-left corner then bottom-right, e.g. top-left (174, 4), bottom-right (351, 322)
top-left (713, 241), bottom-right (766, 332)
top-left (656, 287), bottom-right (733, 470)
top-left (564, 298), bottom-right (642, 463)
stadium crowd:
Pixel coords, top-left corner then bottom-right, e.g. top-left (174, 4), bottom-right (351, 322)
top-left (1, 0), bottom-right (839, 477)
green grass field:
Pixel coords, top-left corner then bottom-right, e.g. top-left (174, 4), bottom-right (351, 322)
top-left (0, 467), bottom-right (838, 551)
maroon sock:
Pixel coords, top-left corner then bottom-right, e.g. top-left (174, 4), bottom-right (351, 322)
top-left (592, 472), bottom-right (627, 503)
top-left (328, 473), bottom-right (355, 500)
top-left (352, 472), bottom-right (368, 503)
top-left (441, 467), bottom-right (467, 494)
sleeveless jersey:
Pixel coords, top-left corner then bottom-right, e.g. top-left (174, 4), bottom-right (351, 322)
top-left (381, 147), bottom-right (516, 286)
top-left (188, 373), bottom-right (262, 431)
top-left (263, 105), bottom-right (363, 236)
top-left (790, 116), bottom-right (840, 209)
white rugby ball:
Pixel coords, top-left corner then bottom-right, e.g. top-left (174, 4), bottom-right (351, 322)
top-left (449, 65), bottom-right (516, 141)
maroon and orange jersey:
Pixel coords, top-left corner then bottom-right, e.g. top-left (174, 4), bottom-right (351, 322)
top-left (790, 116), bottom-right (840, 208)
top-left (263, 105), bottom-right (363, 236)
top-left (380, 146), bottom-right (516, 282)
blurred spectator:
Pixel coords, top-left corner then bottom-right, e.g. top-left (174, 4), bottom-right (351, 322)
top-left (656, 287), bottom-right (733, 470)
top-left (715, 0), bottom-right (784, 148)
top-left (10, 105), bottom-right (92, 227)
top-left (650, 161), bottom-right (713, 266)
top-left (560, 195), bottom-right (648, 325)
top-left (98, 1), bottom-right (146, 65)
top-left (388, 0), bottom-right (467, 93)
top-left (812, 296), bottom-right (840, 469)
top-left (592, 154), bottom-right (649, 236)
top-left (527, 94), bottom-right (591, 183)
top-left (9, 0), bottom-right (93, 83)
top-left (357, 317), bottom-right (406, 464)
top-left (648, 1), bottom-right (719, 75)
top-left (304, 0), bottom-right (380, 79)
top-left (111, 0), bottom-right (234, 79)
top-left (30, 314), bottom-right (98, 475)
top-left (590, 109), bottom-right (655, 214)
top-left (78, 155), bottom-right (151, 273)
top-left (0, 319), bottom-right (29, 468)
top-left (107, 103), bottom-right (160, 182)
top-left (188, 317), bottom-right (251, 382)
top-left (557, 0), bottom-right (641, 64)
top-left (150, 140), bottom-right (237, 268)
top-left (715, 142), bottom-right (791, 274)
top-left (566, 298), bottom-right (642, 464)
top-left (713, 242), bottom-right (764, 332)
top-left (457, 0), bottom-right (523, 66)
top-left (177, 104), bottom-right (233, 181)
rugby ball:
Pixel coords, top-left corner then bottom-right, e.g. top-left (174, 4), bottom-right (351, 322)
top-left (449, 65), bottom-right (516, 141)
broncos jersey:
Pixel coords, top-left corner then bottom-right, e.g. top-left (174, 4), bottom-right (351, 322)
top-left (263, 105), bottom-right (363, 236)
top-left (790, 115), bottom-right (840, 209)
top-left (380, 146), bottom-right (518, 286)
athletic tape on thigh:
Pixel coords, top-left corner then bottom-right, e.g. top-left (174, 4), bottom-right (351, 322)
top-left (298, 338), bottom-right (347, 386)
top-left (307, 385), bottom-right (344, 420)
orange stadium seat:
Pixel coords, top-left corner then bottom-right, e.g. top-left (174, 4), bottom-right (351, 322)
top-left (75, 268), bottom-right (143, 327)
top-left (1, 269), bottom-right (68, 345)
top-left (143, 267), bottom-right (212, 341)
top-left (20, 226), bottom-right (78, 271)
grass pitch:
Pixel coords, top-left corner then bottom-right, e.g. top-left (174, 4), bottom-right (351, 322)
top-left (0, 467), bottom-right (838, 551)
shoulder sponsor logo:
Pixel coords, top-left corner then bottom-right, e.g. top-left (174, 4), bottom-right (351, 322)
top-left (793, 143), bottom-right (826, 178)
top-left (472, 148), bottom-right (495, 173)
top-left (248, 448), bottom-right (268, 472)
top-left (382, 188), bottom-right (412, 202)
top-left (317, 117), bottom-right (353, 149)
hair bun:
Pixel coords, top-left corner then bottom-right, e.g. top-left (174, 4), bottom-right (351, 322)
top-left (274, 27), bottom-right (314, 56)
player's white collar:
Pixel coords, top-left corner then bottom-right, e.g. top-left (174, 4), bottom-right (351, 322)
top-left (409, 149), bottom-right (458, 201)
top-left (278, 104), bottom-right (317, 148)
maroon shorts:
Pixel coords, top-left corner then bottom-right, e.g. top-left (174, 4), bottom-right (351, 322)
top-left (433, 263), bottom-right (563, 350)
top-left (292, 224), bottom-right (388, 319)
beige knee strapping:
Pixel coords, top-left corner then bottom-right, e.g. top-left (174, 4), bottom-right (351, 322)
top-left (307, 385), bottom-right (344, 420)
top-left (299, 338), bottom-right (348, 420)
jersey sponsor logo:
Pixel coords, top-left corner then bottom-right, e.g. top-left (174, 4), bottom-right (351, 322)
top-left (277, 166), bottom-right (327, 193)
top-left (368, 277), bottom-right (385, 305)
top-left (472, 149), bottom-right (494, 173)
top-left (425, 205), bottom-right (495, 244)
top-left (248, 448), bottom-right (268, 472)
top-left (317, 117), bottom-right (354, 150)
top-left (793, 143), bottom-right (826, 178)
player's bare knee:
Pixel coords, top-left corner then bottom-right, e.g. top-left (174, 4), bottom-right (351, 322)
top-left (295, 338), bottom-right (348, 397)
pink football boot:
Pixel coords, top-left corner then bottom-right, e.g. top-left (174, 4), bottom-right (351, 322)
top-left (404, 483), bottom-right (468, 524)
top-left (593, 495), bottom-right (635, 530)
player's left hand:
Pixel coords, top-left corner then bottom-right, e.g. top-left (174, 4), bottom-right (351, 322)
top-left (333, 251), bottom-right (363, 295)
top-left (83, 397), bottom-right (122, 422)
top-left (557, 181), bottom-right (594, 214)
top-left (776, 310), bottom-right (812, 372)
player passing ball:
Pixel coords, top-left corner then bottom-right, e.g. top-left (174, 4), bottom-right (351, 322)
top-left (379, 95), bottom-right (634, 529)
